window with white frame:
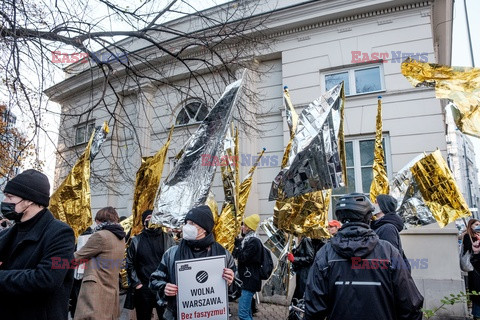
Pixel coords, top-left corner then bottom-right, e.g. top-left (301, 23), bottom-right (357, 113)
top-left (332, 135), bottom-right (391, 214)
top-left (175, 100), bottom-right (209, 126)
top-left (75, 122), bottom-right (95, 145)
top-left (323, 65), bottom-right (384, 96)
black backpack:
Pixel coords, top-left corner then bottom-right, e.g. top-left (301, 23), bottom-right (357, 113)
top-left (259, 245), bottom-right (274, 280)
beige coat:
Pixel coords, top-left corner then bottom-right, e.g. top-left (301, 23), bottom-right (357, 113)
top-left (74, 230), bottom-right (125, 320)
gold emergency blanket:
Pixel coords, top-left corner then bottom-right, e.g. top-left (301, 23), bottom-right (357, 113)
top-left (410, 150), bottom-right (470, 227)
top-left (390, 154), bottom-right (436, 227)
top-left (369, 97), bottom-right (389, 202)
top-left (50, 122), bottom-right (110, 238)
top-left (214, 148), bottom-right (264, 252)
top-left (130, 126), bottom-right (173, 237)
top-left (401, 58), bottom-right (480, 137)
top-left (120, 215), bottom-right (133, 235)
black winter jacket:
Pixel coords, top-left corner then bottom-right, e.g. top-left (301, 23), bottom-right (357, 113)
top-left (233, 233), bottom-right (263, 293)
top-left (0, 209), bottom-right (75, 320)
top-left (371, 213), bottom-right (404, 253)
top-left (292, 236), bottom-right (315, 299)
top-left (149, 240), bottom-right (235, 320)
top-left (304, 222), bottom-right (423, 320)
top-left (126, 228), bottom-right (175, 287)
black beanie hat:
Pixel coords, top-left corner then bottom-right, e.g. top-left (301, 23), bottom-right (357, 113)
top-left (142, 210), bottom-right (153, 226)
top-left (376, 194), bottom-right (397, 214)
top-left (185, 205), bottom-right (214, 234)
top-left (4, 169), bottom-right (50, 207)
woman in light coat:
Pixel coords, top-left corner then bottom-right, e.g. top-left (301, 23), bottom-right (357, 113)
top-left (74, 207), bottom-right (126, 320)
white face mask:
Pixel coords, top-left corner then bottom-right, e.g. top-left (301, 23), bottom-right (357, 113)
top-left (182, 224), bottom-right (198, 240)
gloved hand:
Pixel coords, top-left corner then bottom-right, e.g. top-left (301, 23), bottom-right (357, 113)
top-left (234, 237), bottom-right (243, 247)
top-left (287, 253), bottom-right (295, 263)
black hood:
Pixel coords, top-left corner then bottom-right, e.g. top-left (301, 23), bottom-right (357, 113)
top-left (371, 213), bottom-right (404, 232)
top-left (101, 223), bottom-right (126, 240)
top-left (331, 222), bottom-right (378, 258)
top-left (376, 194), bottom-right (397, 214)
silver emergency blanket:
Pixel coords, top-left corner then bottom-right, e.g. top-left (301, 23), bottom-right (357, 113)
top-left (261, 217), bottom-right (288, 259)
top-left (269, 83), bottom-right (344, 200)
top-left (390, 154), bottom-right (436, 227)
top-left (261, 217), bottom-right (291, 297)
top-left (90, 122), bottom-right (109, 161)
top-left (261, 248), bottom-right (290, 297)
top-left (151, 79), bottom-right (243, 228)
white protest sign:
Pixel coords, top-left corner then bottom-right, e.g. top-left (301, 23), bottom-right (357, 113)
top-left (175, 255), bottom-right (228, 320)
top-left (74, 233), bottom-right (91, 280)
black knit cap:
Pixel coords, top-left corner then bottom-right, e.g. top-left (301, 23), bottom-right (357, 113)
top-left (142, 209), bottom-right (153, 225)
top-left (185, 205), bottom-right (214, 234)
top-left (3, 169), bottom-right (50, 207)
top-left (376, 194), bottom-right (397, 214)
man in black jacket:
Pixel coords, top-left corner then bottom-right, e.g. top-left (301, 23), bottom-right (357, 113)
top-left (288, 235), bottom-right (315, 300)
top-left (126, 210), bottom-right (176, 320)
top-left (371, 194), bottom-right (411, 271)
top-left (149, 205), bottom-right (235, 320)
top-left (304, 193), bottom-right (423, 320)
top-left (0, 169), bottom-right (75, 320)
top-left (371, 195), bottom-right (404, 250)
top-left (233, 213), bottom-right (263, 320)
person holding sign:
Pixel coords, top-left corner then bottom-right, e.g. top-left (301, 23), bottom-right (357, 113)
top-left (232, 214), bottom-right (263, 320)
top-left (149, 205), bottom-right (235, 320)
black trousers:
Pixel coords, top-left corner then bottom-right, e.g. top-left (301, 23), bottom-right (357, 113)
top-left (134, 285), bottom-right (164, 320)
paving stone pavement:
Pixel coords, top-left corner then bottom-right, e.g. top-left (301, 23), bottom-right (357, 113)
top-left (228, 301), bottom-right (289, 320)
top-left (117, 301), bottom-right (290, 320)
top-left (116, 290), bottom-right (290, 320)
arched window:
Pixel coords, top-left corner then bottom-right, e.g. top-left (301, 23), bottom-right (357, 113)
top-left (175, 100), bottom-right (209, 126)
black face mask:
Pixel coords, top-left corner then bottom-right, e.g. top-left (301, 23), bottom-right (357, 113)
top-left (1, 201), bottom-right (24, 223)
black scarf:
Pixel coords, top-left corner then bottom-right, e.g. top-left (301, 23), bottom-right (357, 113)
top-left (174, 233), bottom-right (224, 261)
top-left (94, 222), bottom-right (126, 240)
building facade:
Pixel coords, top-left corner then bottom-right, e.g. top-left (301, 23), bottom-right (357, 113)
top-left (47, 0), bottom-right (467, 317)
top-left (447, 109), bottom-right (480, 216)
top-left (0, 104), bottom-right (21, 195)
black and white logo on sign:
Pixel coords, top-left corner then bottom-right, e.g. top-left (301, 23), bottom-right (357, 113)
top-left (196, 270), bottom-right (208, 283)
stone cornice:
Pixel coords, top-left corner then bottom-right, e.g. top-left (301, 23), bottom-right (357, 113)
top-left (44, 0), bottom-right (432, 103)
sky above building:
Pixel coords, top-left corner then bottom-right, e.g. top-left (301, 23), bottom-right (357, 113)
top-left (451, 0), bottom-right (480, 168)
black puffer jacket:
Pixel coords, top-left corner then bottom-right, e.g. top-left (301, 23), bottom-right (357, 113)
top-left (233, 232), bottom-right (263, 292)
top-left (126, 228), bottom-right (175, 287)
top-left (292, 236), bottom-right (315, 299)
top-left (304, 222), bottom-right (423, 320)
top-left (371, 213), bottom-right (404, 253)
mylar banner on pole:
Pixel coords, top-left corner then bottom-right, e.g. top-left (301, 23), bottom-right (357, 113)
top-left (130, 126), bottom-right (174, 237)
top-left (270, 82), bottom-right (346, 200)
top-left (175, 256), bottom-right (228, 320)
top-left (50, 122), bottom-right (109, 238)
top-left (272, 86), bottom-right (339, 238)
top-left (369, 96), bottom-right (389, 203)
top-left (401, 58), bottom-right (480, 138)
top-left (214, 148), bottom-right (264, 252)
top-left (152, 78), bottom-right (244, 228)
top-left (391, 150), bottom-right (471, 228)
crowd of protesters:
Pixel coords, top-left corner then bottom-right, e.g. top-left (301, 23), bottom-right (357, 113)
top-left (8, 168), bottom-right (476, 319)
